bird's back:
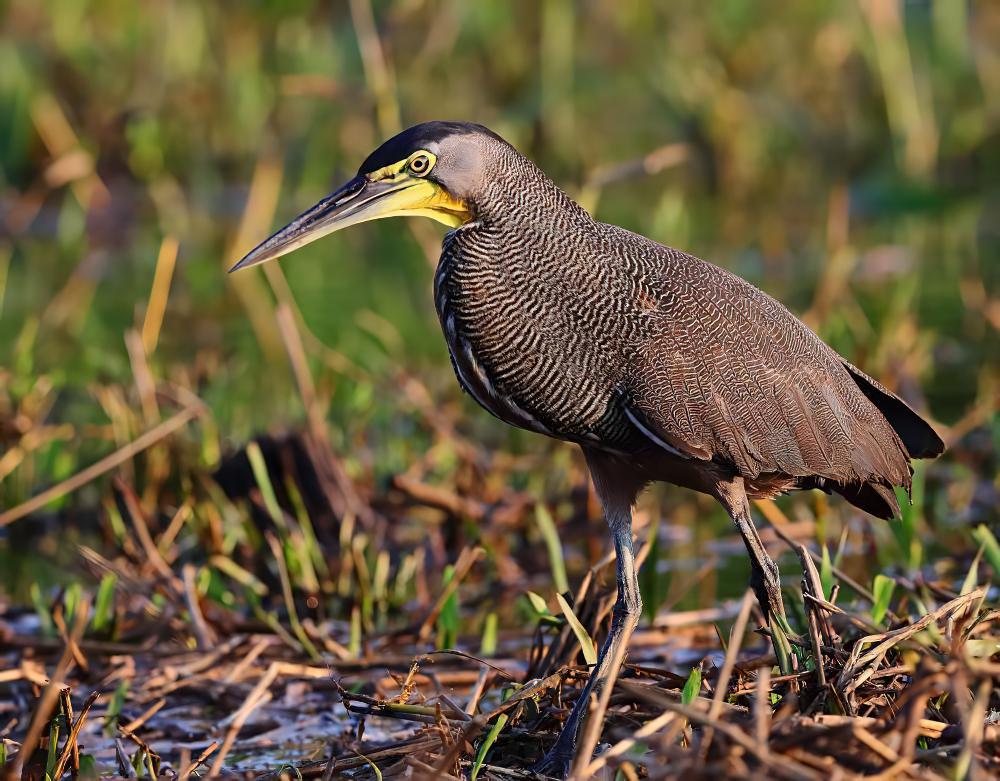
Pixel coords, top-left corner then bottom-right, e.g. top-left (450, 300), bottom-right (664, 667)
top-left (607, 226), bottom-right (942, 513)
top-left (434, 144), bottom-right (942, 518)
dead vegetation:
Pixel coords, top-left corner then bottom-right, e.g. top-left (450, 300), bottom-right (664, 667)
top-left (1, 410), bottom-right (998, 779)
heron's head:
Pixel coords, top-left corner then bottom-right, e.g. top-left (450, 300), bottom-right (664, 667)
top-left (230, 121), bottom-right (505, 271)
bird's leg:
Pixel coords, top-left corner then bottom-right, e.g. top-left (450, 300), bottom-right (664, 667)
top-left (535, 500), bottom-right (642, 777)
top-left (716, 479), bottom-right (795, 674)
top-left (734, 509), bottom-right (786, 621)
top-left (716, 477), bottom-right (786, 623)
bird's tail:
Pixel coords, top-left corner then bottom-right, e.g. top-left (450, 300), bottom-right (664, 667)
top-left (841, 361), bottom-right (945, 459)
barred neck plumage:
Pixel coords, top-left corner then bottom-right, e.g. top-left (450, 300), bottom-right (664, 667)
top-left (457, 137), bottom-right (595, 239)
top-left (433, 138), bottom-right (648, 452)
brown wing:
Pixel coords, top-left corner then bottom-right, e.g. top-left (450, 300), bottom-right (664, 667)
top-left (624, 252), bottom-right (924, 500)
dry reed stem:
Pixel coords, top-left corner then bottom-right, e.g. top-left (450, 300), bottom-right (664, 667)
top-left (4, 600), bottom-right (90, 781)
top-left (210, 662), bottom-right (281, 774)
top-left (224, 151), bottom-right (285, 364)
top-left (0, 400), bottom-right (204, 527)
top-left (580, 709), bottom-right (678, 776)
top-left (417, 547), bottom-right (485, 641)
top-left (837, 589), bottom-right (984, 697)
top-left (178, 741), bottom-right (219, 781)
top-left (700, 588), bottom-right (755, 757)
top-left (141, 236), bottom-right (179, 355)
top-left (181, 563), bottom-right (216, 650)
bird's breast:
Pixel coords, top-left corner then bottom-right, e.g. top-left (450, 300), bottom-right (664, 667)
top-left (432, 227), bottom-right (648, 450)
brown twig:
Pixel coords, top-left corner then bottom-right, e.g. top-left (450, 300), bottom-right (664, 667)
top-left (178, 741), bottom-right (218, 781)
top-left (0, 400), bottom-right (204, 527)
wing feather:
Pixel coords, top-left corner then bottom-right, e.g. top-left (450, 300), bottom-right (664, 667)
top-left (624, 251), bottom-right (919, 495)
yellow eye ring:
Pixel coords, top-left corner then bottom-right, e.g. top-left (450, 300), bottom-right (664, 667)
top-left (408, 153), bottom-right (432, 176)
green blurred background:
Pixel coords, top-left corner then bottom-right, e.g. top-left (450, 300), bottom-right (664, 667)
top-left (1, 1), bottom-right (997, 580)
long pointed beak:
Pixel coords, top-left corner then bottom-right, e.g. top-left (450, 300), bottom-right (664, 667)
top-left (229, 174), bottom-right (428, 272)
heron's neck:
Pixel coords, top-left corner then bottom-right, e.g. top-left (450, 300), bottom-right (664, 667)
top-left (469, 151), bottom-right (594, 235)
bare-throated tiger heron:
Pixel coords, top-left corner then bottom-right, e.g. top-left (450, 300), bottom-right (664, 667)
top-left (232, 121), bottom-right (944, 775)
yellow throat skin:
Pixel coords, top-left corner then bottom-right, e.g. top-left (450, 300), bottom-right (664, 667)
top-left (363, 153), bottom-right (472, 228)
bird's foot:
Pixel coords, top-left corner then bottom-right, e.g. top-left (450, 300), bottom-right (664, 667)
top-left (532, 718), bottom-right (581, 780)
top-left (532, 744), bottom-right (574, 780)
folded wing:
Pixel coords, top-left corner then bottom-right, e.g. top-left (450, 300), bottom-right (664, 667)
top-left (622, 251), bottom-right (940, 518)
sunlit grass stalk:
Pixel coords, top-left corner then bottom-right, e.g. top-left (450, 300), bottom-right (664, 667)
top-left (265, 532), bottom-right (320, 661)
top-left (681, 667), bottom-right (702, 705)
top-left (246, 591), bottom-right (303, 654)
top-left (480, 612), bottom-right (498, 657)
top-left (349, 605), bottom-right (362, 658)
top-left (210, 555), bottom-right (269, 597)
top-left (140, 236), bottom-right (178, 355)
top-left (285, 478), bottom-right (329, 579)
top-left (338, 514), bottom-right (357, 597)
top-left (246, 442), bottom-right (286, 531)
top-left (91, 573), bottom-right (118, 635)
top-left (436, 565), bottom-right (459, 649)
top-left (534, 504), bottom-right (569, 594)
top-left (870, 574), bottom-right (896, 625)
top-left (352, 534), bottom-right (374, 629)
top-left (892, 463), bottom-right (925, 572)
top-left (556, 593), bottom-right (597, 665)
top-left (971, 525), bottom-right (1000, 576)
top-left (104, 679), bottom-right (129, 736)
top-left (392, 551), bottom-right (417, 605)
top-left (45, 710), bottom-right (62, 780)
top-left (30, 583), bottom-right (55, 637)
top-left (960, 545), bottom-right (984, 597)
top-left (372, 550), bottom-right (390, 624)
top-left (470, 713), bottom-right (508, 781)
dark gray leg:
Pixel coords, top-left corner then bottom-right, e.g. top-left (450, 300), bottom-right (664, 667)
top-left (734, 510), bottom-right (785, 621)
top-left (535, 452), bottom-right (643, 778)
top-left (717, 478), bottom-right (785, 622)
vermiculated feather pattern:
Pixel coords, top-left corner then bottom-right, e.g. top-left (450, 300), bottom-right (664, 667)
top-left (432, 130), bottom-right (941, 518)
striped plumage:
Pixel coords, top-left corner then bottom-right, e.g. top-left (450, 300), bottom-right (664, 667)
top-left (431, 126), bottom-right (942, 518)
top-left (233, 121), bottom-right (944, 775)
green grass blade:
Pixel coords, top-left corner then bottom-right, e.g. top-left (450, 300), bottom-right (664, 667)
top-left (971, 525), bottom-right (1000, 576)
top-left (820, 544), bottom-right (834, 601)
top-left (104, 678), bottom-right (129, 736)
top-left (63, 582), bottom-right (82, 630)
top-left (355, 753), bottom-right (382, 781)
top-left (770, 616), bottom-right (794, 676)
top-left (92, 573), bottom-right (118, 634)
top-left (480, 612), bottom-right (498, 657)
top-left (870, 574), bottom-right (896, 625)
top-left (210, 555), bottom-right (269, 596)
top-left (525, 591), bottom-right (550, 616)
top-left (639, 515), bottom-right (665, 623)
top-left (556, 593), bottom-right (597, 665)
top-left (471, 713), bottom-right (508, 781)
top-left (350, 605), bottom-right (362, 658)
top-left (246, 441), bottom-right (285, 528)
top-left (961, 545), bottom-right (984, 596)
top-left (30, 583), bottom-right (55, 637)
top-left (436, 565), bottom-right (459, 649)
top-left (77, 754), bottom-right (98, 780)
top-left (681, 667), bottom-right (702, 704)
top-left (45, 714), bottom-right (61, 780)
top-left (534, 504), bottom-right (569, 594)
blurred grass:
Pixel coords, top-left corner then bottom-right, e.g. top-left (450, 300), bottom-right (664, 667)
top-left (0, 1), bottom-right (998, 763)
top-left (0, 0), bottom-right (998, 621)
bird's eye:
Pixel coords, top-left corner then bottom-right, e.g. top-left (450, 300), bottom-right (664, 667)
top-left (408, 154), bottom-right (432, 175)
